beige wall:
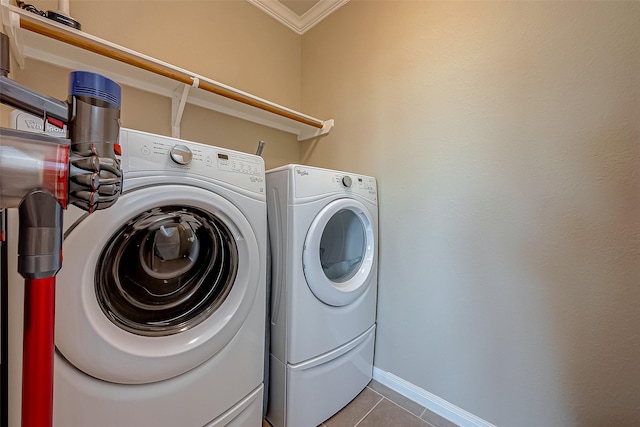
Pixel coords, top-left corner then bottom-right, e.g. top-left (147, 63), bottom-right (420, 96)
top-left (302, 2), bottom-right (640, 426)
top-left (3, 0), bottom-right (302, 169)
top-left (4, 1), bottom-right (640, 426)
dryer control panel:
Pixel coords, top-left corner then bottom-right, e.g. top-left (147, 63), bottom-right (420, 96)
top-left (292, 165), bottom-right (377, 202)
top-left (120, 128), bottom-right (265, 194)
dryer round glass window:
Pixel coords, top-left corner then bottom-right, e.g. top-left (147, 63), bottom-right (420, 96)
top-left (95, 206), bottom-right (238, 336)
top-left (319, 209), bottom-right (366, 282)
top-left (303, 198), bottom-right (376, 307)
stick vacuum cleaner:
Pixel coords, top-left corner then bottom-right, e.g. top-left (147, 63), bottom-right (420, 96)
top-left (0, 32), bottom-right (123, 427)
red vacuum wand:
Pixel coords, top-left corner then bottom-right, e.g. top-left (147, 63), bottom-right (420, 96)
top-left (18, 191), bottom-right (63, 427)
top-left (22, 277), bottom-right (56, 427)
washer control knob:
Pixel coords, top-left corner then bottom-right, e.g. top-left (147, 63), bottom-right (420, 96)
top-left (170, 145), bottom-right (192, 165)
top-left (342, 176), bottom-right (353, 187)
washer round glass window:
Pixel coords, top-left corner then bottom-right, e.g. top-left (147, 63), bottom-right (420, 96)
top-left (95, 206), bottom-right (238, 336)
top-left (319, 209), bottom-right (366, 282)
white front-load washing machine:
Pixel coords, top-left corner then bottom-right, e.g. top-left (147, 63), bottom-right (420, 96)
top-left (7, 128), bottom-right (267, 426)
top-left (265, 164), bottom-right (378, 427)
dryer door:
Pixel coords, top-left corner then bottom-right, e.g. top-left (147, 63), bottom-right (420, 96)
top-left (302, 198), bottom-right (375, 306)
top-left (55, 184), bottom-right (261, 384)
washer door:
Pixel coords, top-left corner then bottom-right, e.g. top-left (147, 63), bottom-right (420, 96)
top-left (302, 199), bottom-right (375, 306)
top-left (55, 185), bottom-right (261, 384)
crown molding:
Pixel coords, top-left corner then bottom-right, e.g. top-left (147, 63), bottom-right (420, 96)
top-left (248, 0), bottom-right (349, 35)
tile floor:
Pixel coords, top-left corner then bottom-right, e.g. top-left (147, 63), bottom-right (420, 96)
top-left (319, 380), bottom-right (459, 427)
top-left (263, 380), bottom-right (459, 427)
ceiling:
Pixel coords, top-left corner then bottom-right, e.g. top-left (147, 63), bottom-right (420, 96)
top-left (247, 0), bottom-right (349, 34)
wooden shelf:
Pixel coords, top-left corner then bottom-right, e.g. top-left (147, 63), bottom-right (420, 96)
top-left (1, 4), bottom-right (333, 141)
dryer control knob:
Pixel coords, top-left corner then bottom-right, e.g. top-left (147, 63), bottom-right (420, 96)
top-left (342, 176), bottom-right (353, 187)
top-left (170, 145), bottom-right (192, 165)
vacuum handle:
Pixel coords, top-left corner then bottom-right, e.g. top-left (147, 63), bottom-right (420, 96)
top-left (0, 32), bottom-right (68, 124)
top-left (0, 76), bottom-right (69, 124)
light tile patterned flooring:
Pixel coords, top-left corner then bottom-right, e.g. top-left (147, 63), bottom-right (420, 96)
top-left (319, 380), bottom-right (459, 427)
top-left (263, 380), bottom-right (460, 427)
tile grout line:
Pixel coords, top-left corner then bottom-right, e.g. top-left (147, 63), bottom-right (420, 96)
top-left (368, 384), bottom-right (431, 423)
top-left (353, 396), bottom-right (384, 427)
top-left (365, 385), bottom-right (384, 399)
top-left (383, 395), bottom-right (435, 425)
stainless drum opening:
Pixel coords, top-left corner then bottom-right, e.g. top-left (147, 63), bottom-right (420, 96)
top-left (95, 206), bottom-right (238, 336)
top-left (319, 209), bottom-right (366, 282)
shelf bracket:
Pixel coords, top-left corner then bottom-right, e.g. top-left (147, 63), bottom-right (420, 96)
top-left (1, 3), bottom-right (26, 69)
top-left (297, 119), bottom-right (334, 142)
top-left (171, 77), bottom-right (198, 138)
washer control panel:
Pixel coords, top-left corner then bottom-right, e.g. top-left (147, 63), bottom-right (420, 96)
top-left (121, 128), bottom-right (265, 194)
top-left (216, 152), bottom-right (262, 176)
top-left (169, 144), bottom-right (193, 165)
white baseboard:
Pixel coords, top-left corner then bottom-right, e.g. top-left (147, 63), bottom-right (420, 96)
top-left (372, 367), bottom-right (496, 427)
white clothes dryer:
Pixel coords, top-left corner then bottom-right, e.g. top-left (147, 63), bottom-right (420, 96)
top-left (265, 164), bottom-right (378, 427)
top-left (7, 128), bottom-right (267, 427)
